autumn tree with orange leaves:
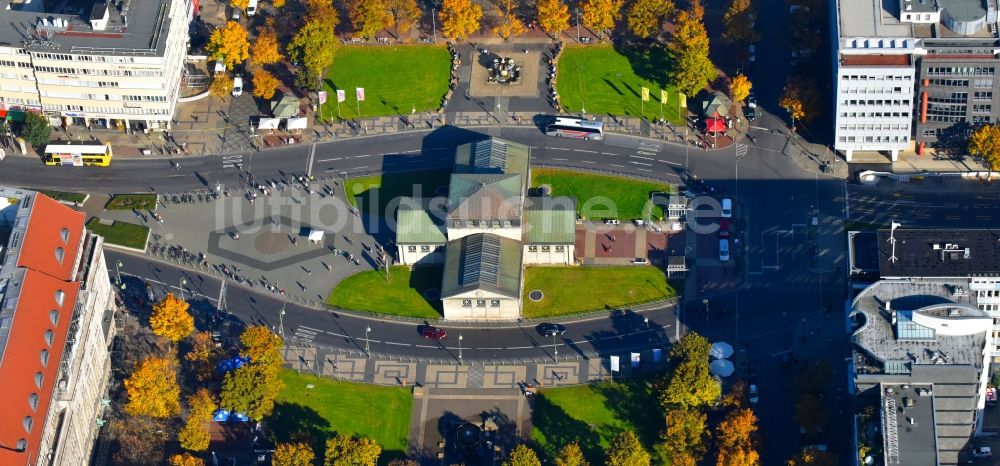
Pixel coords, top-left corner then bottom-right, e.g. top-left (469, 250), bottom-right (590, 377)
top-left (493, 0), bottom-right (525, 39)
top-left (150, 293), bottom-right (194, 343)
top-left (170, 453), bottom-right (205, 466)
top-left (580, 0), bottom-right (623, 39)
top-left (715, 408), bottom-right (760, 466)
top-left (536, 0), bottom-right (571, 36)
top-left (207, 21), bottom-right (250, 71)
top-left (439, 0), bottom-right (483, 40)
top-left (124, 356), bottom-right (181, 418)
top-left (252, 22), bottom-right (284, 66)
top-left (178, 389), bottom-right (217, 451)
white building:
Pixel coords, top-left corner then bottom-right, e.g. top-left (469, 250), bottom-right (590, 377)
top-left (0, 187), bottom-right (116, 466)
top-left (0, 0), bottom-right (193, 131)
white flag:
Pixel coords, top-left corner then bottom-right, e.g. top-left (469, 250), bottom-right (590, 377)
top-left (318, 91), bottom-right (327, 104)
top-left (356, 87), bottom-right (365, 101)
top-left (336, 89), bottom-right (346, 103)
top-left (630, 352), bottom-right (641, 368)
top-left (610, 355), bottom-right (620, 372)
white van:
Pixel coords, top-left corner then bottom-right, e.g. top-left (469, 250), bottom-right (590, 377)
top-left (721, 198), bottom-right (733, 218)
top-left (232, 75), bottom-right (243, 96)
top-left (247, 0), bottom-right (257, 15)
top-left (719, 239), bottom-right (730, 262)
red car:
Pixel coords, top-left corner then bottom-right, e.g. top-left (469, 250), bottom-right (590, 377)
top-left (421, 326), bottom-right (447, 340)
top-left (719, 218), bottom-right (731, 238)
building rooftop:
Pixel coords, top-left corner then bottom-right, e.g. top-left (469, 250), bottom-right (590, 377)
top-left (849, 231), bottom-right (880, 275)
top-left (850, 278), bottom-right (989, 374)
top-left (883, 383), bottom-right (939, 466)
top-left (396, 197), bottom-right (447, 245)
top-left (522, 197), bottom-right (576, 244)
top-left (441, 233), bottom-right (522, 299)
top-left (0, 0), bottom-right (178, 55)
top-left (453, 137), bottom-right (530, 181)
top-left (838, 0), bottom-right (914, 38)
top-left (447, 173), bottom-right (523, 221)
top-left (0, 187), bottom-right (86, 465)
top-left (877, 229), bottom-right (1000, 278)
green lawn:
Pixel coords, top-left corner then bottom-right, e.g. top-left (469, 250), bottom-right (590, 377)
top-left (328, 266), bottom-right (442, 318)
top-left (105, 193), bottom-right (158, 211)
top-left (523, 266), bottom-right (675, 318)
top-left (531, 168), bottom-right (672, 220)
top-left (39, 190), bottom-right (88, 204)
top-left (85, 218), bottom-right (150, 249)
top-left (322, 46), bottom-right (451, 120)
top-left (532, 377), bottom-right (666, 465)
top-left (346, 170), bottom-right (451, 216)
top-left (268, 370), bottom-right (412, 462)
top-left (556, 44), bottom-right (685, 124)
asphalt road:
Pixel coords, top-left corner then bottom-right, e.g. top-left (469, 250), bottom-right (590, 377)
top-left (108, 250), bottom-right (679, 363)
top-left (848, 183), bottom-right (1000, 228)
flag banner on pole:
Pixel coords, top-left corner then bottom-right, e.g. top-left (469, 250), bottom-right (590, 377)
top-left (641, 87), bottom-right (650, 102)
top-left (610, 355), bottom-right (620, 372)
top-left (660, 89), bottom-right (668, 105)
top-left (336, 89), bottom-right (346, 102)
top-left (652, 348), bottom-right (663, 362)
top-left (318, 91), bottom-right (327, 105)
top-left (630, 352), bottom-right (641, 368)
top-left (679, 92), bottom-right (687, 107)
top-left (356, 87), bottom-right (365, 101)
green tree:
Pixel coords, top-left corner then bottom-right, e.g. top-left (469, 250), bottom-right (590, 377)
top-left (20, 111), bottom-right (51, 147)
top-left (606, 430), bottom-right (650, 466)
top-left (288, 19), bottom-right (339, 92)
top-left (661, 358), bottom-right (720, 408)
top-left (505, 445), bottom-right (541, 466)
top-left (219, 326), bottom-right (285, 420)
top-left (273, 442), bottom-right (316, 466)
top-left (626, 0), bottom-right (674, 38)
top-left (207, 21), bottom-right (250, 71)
top-left (324, 434), bottom-right (382, 466)
top-left (124, 356), bottom-right (181, 418)
top-left (662, 408), bottom-right (707, 464)
top-left (669, 0), bottom-right (715, 96)
top-left (580, 0), bottom-right (623, 39)
top-left (387, 0), bottom-right (421, 35)
top-left (969, 124), bottom-right (1000, 170)
top-left (669, 332), bottom-right (711, 363)
top-left (722, 0), bottom-right (759, 44)
top-left (348, 0), bottom-right (391, 39)
top-left (536, 0), bottom-right (571, 36)
top-left (150, 293), bottom-right (194, 343)
top-left (555, 443), bottom-right (589, 466)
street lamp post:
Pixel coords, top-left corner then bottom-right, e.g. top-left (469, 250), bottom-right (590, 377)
top-left (431, 9), bottom-right (437, 44)
top-left (365, 326), bottom-right (372, 358)
top-left (702, 298), bottom-right (710, 323)
top-left (115, 260), bottom-right (124, 288)
top-left (458, 334), bottom-right (464, 365)
top-left (575, 8), bottom-right (580, 42)
top-left (552, 333), bottom-right (558, 362)
top-left (279, 301), bottom-right (286, 340)
top-left (179, 277), bottom-right (186, 299)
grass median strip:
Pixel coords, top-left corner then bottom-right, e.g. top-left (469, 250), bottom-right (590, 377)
top-left (328, 266), bottom-right (442, 318)
top-left (346, 170), bottom-right (451, 215)
top-left (522, 266), bottom-right (674, 318)
top-left (269, 370), bottom-right (412, 461)
top-left (39, 190), bottom-right (88, 204)
top-left (531, 168), bottom-right (672, 220)
top-left (105, 193), bottom-right (158, 211)
top-left (85, 218), bottom-right (149, 249)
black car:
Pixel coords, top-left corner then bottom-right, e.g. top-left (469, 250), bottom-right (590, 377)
top-left (537, 323), bottom-right (567, 337)
top-left (746, 91), bottom-right (757, 109)
top-left (744, 106), bottom-right (756, 122)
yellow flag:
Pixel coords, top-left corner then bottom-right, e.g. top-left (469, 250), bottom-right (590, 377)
top-left (641, 87), bottom-right (650, 102)
top-left (679, 92), bottom-right (687, 108)
top-left (660, 89), bottom-right (668, 104)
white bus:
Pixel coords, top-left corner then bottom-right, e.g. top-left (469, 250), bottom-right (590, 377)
top-left (545, 117), bottom-right (604, 140)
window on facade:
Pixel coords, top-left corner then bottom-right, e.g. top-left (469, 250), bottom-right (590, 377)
top-left (40, 349), bottom-right (49, 367)
top-left (541, 246), bottom-right (551, 252)
top-left (22, 416), bottom-right (32, 433)
top-left (453, 221), bottom-right (463, 228)
top-left (34, 372), bottom-right (42, 388)
top-left (420, 245), bottom-right (431, 252)
top-left (490, 299), bottom-right (500, 307)
top-left (407, 246), bottom-right (417, 252)
top-left (555, 245), bottom-right (565, 252)
top-left (476, 299), bottom-right (486, 307)
top-left (28, 393), bottom-right (38, 411)
top-left (462, 300), bottom-right (472, 307)
top-left (528, 246), bottom-right (538, 252)
top-left (492, 220), bottom-right (500, 228)
top-left (54, 290), bottom-right (64, 307)
top-left (49, 310), bottom-right (58, 325)
top-left (502, 220), bottom-right (512, 227)
top-left (43, 330), bottom-right (53, 346)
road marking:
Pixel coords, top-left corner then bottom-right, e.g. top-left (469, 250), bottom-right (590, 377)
top-left (636, 150), bottom-right (657, 156)
top-left (414, 344), bottom-right (439, 348)
top-left (601, 152), bottom-right (620, 156)
top-left (609, 163), bottom-right (625, 168)
top-left (661, 160), bottom-right (682, 166)
top-left (349, 166), bottom-right (368, 171)
top-left (630, 155), bottom-right (653, 160)
top-left (637, 168), bottom-right (652, 172)
top-left (549, 147), bottom-right (571, 151)
top-left (476, 347), bottom-right (503, 350)
top-left (317, 157), bottom-right (342, 162)
top-left (553, 158), bottom-right (568, 161)
top-left (306, 143), bottom-right (317, 177)
top-left (574, 149), bottom-right (599, 154)
top-left (383, 341), bottom-right (412, 347)
top-left (507, 345), bottom-right (534, 350)
top-left (400, 149), bottom-right (420, 154)
top-left (630, 161), bottom-right (652, 166)
top-left (353, 154), bottom-right (371, 158)
top-left (581, 160), bottom-right (596, 164)
top-left (222, 154), bottom-right (243, 168)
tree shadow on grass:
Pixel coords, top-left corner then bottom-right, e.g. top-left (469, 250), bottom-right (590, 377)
top-left (531, 393), bottom-right (604, 464)
top-left (268, 402), bottom-right (332, 456)
top-left (352, 170), bottom-right (452, 217)
top-left (592, 377), bottom-right (664, 449)
top-left (614, 43), bottom-right (674, 90)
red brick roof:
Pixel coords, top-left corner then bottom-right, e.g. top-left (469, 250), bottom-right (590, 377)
top-left (841, 54), bottom-right (912, 66)
top-left (16, 194), bottom-right (85, 280)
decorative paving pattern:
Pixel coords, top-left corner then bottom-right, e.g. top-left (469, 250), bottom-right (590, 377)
top-left (424, 365), bottom-right (468, 388)
top-left (466, 364), bottom-right (485, 389)
top-left (373, 361), bottom-right (417, 386)
top-left (481, 365), bottom-right (526, 389)
top-left (207, 213), bottom-right (337, 271)
top-left (285, 347), bottom-right (315, 371)
top-left (534, 363), bottom-right (581, 386)
top-left (469, 51), bottom-right (541, 98)
top-left (317, 353), bottom-right (368, 381)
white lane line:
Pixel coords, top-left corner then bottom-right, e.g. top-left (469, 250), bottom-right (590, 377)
top-left (630, 161), bottom-right (652, 166)
top-left (609, 163), bottom-right (625, 168)
top-left (400, 149), bottom-right (420, 153)
top-left (630, 155), bottom-right (653, 160)
top-left (317, 157), bottom-right (342, 162)
top-left (581, 160), bottom-right (596, 164)
top-left (553, 158), bottom-right (568, 161)
top-left (507, 345), bottom-right (535, 350)
top-left (636, 150), bottom-right (657, 156)
top-left (354, 154), bottom-right (371, 158)
top-left (476, 347), bottom-right (503, 350)
top-left (574, 149), bottom-right (599, 154)
top-left (549, 147), bottom-right (571, 151)
top-left (349, 166), bottom-right (368, 170)
top-left (414, 344), bottom-right (439, 348)
top-left (306, 143), bottom-right (317, 177)
top-left (601, 152), bottom-right (620, 156)
top-left (660, 160), bottom-right (682, 166)
top-left (638, 168), bottom-right (652, 172)
top-left (383, 341), bottom-right (412, 347)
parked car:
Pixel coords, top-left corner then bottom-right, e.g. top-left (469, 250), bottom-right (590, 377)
top-left (421, 326), bottom-right (447, 340)
top-left (973, 447), bottom-right (992, 458)
top-left (631, 257), bottom-right (649, 264)
top-left (744, 106), bottom-right (756, 122)
top-left (721, 198), bottom-right (733, 218)
top-left (232, 75), bottom-right (243, 96)
top-left (748, 44), bottom-right (757, 62)
top-left (719, 239), bottom-right (730, 262)
top-left (747, 91), bottom-right (758, 108)
top-left (749, 384), bottom-right (759, 404)
top-left (719, 218), bottom-right (731, 238)
top-left (537, 323), bottom-right (567, 336)
top-left (604, 219), bottom-right (621, 225)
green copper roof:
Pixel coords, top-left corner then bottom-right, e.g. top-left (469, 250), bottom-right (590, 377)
top-left (441, 233), bottom-right (523, 298)
top-left (523, 197), bottom-right (577, 244)
top-left (396, 197), bottom-right (447, 244)
top-left (453, 137), bottom-right (530, 180)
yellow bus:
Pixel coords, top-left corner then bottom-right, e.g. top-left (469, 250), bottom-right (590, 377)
top-left (43, 143), bottom-right (113, 167)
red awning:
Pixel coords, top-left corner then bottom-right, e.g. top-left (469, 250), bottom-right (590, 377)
top-left (705, 117), bottom-right (727, 133)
